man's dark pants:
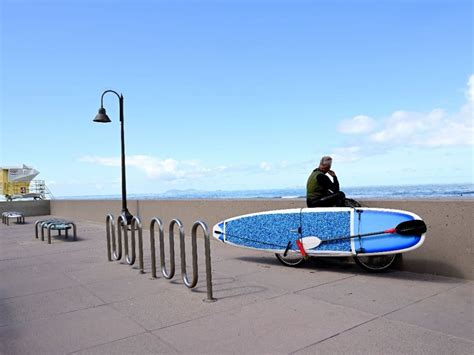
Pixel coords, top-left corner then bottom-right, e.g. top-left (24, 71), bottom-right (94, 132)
top-left (307, 191), bottom-right (346, 208)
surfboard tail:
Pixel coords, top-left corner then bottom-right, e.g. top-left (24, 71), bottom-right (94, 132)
top-left (212, 222), bottom-right (225, 242)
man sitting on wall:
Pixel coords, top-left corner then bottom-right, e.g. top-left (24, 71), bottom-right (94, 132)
top-left (306, 156), bottom-right (346, 208)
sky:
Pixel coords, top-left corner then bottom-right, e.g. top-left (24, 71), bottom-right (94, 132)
top-left (0, 0), bottom-right (473, 197)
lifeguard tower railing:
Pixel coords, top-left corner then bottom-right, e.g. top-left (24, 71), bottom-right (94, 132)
top-left (1, 180), bottom-right (54, 201)
top-left (30, 180), bottom-right (55, 200)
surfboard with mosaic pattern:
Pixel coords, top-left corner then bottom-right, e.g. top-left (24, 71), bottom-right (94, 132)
top-left (212, 207), bottom-right (425, 256)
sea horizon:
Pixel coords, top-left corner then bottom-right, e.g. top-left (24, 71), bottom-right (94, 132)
top-left (53, 182), bottom-right (474, 201)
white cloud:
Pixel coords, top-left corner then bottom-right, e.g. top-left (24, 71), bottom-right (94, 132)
top-left (79, 155), bottom-right (228, 181)
top-left (260, 161), bottom-right (272, 171)
top-left (330, 146), bottom-right (362, 163)
top-left (335, 75), bottom-right (474, 157)
top-left (467, 74), bottom-right (474, 102)
top-left (369, 107), bottom-right (472, 147)
top-left (338, 115), bottom-right (376, 134)
top-left (79, 155), bottom-right (300, 183)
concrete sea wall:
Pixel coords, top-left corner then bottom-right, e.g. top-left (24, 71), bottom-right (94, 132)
top-left (48, 199), bottom-right (473, 280)
top-left (0, 200), bottom-right (50, 216)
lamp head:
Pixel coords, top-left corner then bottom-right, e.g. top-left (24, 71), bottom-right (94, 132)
top-left (93, 107), bottom-right (111, 123)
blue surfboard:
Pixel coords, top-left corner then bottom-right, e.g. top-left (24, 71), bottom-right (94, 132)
top-left (212, 208), bottom-right (426, 256)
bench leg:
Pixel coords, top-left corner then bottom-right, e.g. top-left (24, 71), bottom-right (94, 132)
top-left (72, 224), bottom-right (77, 241)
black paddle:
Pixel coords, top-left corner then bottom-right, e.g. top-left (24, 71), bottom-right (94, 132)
top-left (318, 219), bottom-right (427, 244)
top-left (214, 219), bottom-right (426, 251)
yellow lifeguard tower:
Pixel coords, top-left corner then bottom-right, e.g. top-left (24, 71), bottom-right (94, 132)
top-left (0, 164), bottom-right (41, 200)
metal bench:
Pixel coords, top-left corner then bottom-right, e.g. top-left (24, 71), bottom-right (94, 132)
top-left (35, 218), bottom-right (77, 244)
top-left (2, 211), bottom-right (25, 225)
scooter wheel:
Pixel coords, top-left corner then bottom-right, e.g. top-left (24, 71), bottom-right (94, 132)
top-left (275, 253), bottom-right (307, 267)
top-left (353, 254), bottom-right (398, 272)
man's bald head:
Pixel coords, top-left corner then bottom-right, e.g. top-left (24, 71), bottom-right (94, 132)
top-left (319, 156), bottom-right (332, 172)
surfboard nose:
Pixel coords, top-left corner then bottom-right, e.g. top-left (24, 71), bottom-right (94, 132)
top-left (212, 222), bottom-right (225, 242)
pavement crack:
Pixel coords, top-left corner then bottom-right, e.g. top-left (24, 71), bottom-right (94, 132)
top-left (66, 331), bottom-right (149, 354)
top-left (293, 274), bottom-right (357, 294)
top-left (380, 280), bottom-right (470, 319)
top-left (289, 316), bottom-right (379, 354)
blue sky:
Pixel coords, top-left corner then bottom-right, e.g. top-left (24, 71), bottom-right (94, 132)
top-left (1, 0), bottom-right (472, 197)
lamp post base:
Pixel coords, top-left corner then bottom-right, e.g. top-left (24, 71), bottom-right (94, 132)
top-left (121, 209), bottom-right (134, 225)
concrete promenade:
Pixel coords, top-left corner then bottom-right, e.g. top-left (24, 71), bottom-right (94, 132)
top-left (0, 216), bottom-right (472, 354)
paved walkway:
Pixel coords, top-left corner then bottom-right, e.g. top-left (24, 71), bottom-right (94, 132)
top-left (0, 216), bottom-right (472, 354)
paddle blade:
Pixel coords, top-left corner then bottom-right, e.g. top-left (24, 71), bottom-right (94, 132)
top-left (301, 236), bottom-right (322, 249)
top-left (395, 220), bottom-right (427, 236)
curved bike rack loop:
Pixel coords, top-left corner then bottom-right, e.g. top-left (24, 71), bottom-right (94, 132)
top-left (117, 215), bottom-right (129, 262)
top-left (105, 214), bottom-right (115, 261)
top-left (192, 220), bottom-right (215, 302)
top-left (106, 214), bottom-right (143, 273)
top-left (149, 217), bottom-right (164, 279)
top-left (161, 219), bottom-right (182, 279)
top-left (131, 216), bottom-right (145, 274)
top-left (35, 220), bottom-right (45, 240)
top-left (181, 221), bottom-right (199, 288)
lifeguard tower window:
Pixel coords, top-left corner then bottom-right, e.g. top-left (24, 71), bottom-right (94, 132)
top-left (0, 164), bottom-right (54, 201)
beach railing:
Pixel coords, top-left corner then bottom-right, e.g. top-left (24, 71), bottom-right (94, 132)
top-left (105, 213), bottom-right (216, 302)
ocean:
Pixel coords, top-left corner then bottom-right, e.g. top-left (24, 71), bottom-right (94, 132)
top-left (58, 183), bottom-right (474, 200)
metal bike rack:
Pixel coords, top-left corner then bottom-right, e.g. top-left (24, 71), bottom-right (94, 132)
top-left (35, 218), bottom-right (59, 240)
top-left (105, 213), bottom-right (216, 302)
top-left (105, 214), bottom-right (144, 273)
top-left (46, 222), bottom-right (76, 244)
top-left (35, 218), bottom-right (77, 244)
top-left (2, 211), bottom-right (25, 225)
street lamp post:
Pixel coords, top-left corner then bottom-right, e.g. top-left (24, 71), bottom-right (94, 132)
top-left (93, 90), bottom-right (133, 224)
